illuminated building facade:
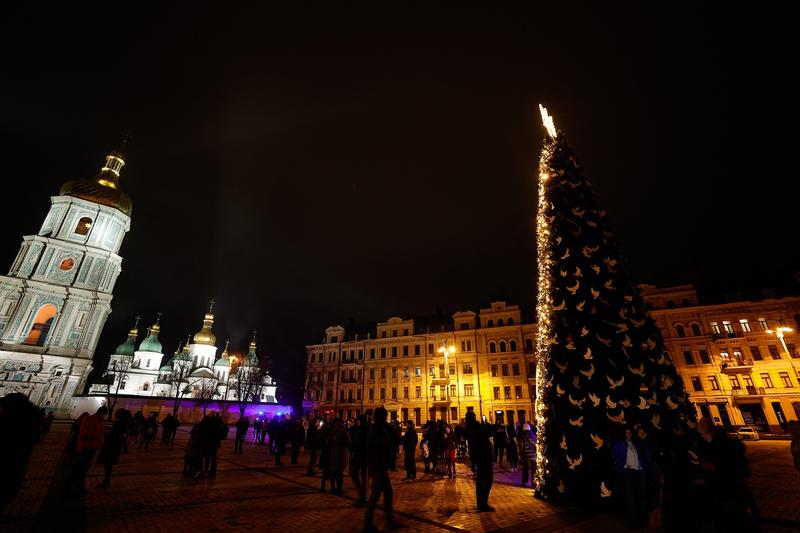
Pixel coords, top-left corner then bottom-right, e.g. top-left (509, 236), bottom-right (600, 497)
top-left (304, 301), bottom-right (537, 426)
top-left (644, 285), bottom-right (800, 433)
top-left (0, 146), bottom-right (131, 414)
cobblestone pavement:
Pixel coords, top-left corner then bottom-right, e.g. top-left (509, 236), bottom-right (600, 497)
top-left (1, 423), bottom-right (797, 532)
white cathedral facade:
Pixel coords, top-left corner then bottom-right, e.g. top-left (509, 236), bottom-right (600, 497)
top-left (0, 146), bottom-right (131, 414)
top-left (89, 307), bottom-right (278, 404)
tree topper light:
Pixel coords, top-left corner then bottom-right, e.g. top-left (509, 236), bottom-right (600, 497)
top-left (539, 104), bottom-right (557, 138)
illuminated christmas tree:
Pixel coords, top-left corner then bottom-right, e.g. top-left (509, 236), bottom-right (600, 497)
top-left (533, 106), bottom-right (696, 502)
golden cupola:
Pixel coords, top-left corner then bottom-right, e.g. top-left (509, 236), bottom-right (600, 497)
top-left (192, 300), bottom-right (217, 346)
top-left (59, 138), bottom-right (133, 216)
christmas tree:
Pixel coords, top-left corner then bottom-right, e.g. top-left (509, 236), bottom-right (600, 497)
top-left (533, 105), bottom-right (696, 502)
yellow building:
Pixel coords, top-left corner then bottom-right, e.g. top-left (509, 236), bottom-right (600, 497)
top-left (304, 286), bottom-right (800, 434)
top-left (644, 284), bottom-right (800, 433)
top-left (303, 301), bottom-right (536, 426)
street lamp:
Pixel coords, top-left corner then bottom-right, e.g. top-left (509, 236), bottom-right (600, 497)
top-left (767, 326), bottom-right (794, 357)
top-left (437, 343), bottom-right (456, 374)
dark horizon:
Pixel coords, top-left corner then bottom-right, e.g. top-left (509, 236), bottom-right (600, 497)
top-left (1, 4), bottom-right (795, 406)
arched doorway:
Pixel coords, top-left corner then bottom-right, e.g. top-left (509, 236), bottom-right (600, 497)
top-left (23, 304), bottom-right (57, 346)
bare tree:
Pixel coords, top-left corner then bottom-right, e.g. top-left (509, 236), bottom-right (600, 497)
top-left (167, 363), bottom-right (192, 416)
top-left (229, 360), bottom-right (267, 418)
top-left (101, 358), bottom-right (132, 420)
top-left (191, 377), bottom-right (220, 418)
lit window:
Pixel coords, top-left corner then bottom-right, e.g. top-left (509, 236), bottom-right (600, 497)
top-left (708, 376), bottom-right (719, 390)
top-left (757, 318), bottom-right (769, 331)
top-left (739, 319), bottom-right (751, 333)
top-left (710, 322), bottom-right (721, 334)
top-left (780, 372), bottom-right (793, 388)
top-left (722, 321), bottom-right (734, 334)
top-left (690, 377), bottom-right (703, 391)
top-left (761, 373), bottom-right (774, 388)
top-left (74, 217), bottom-right (92, 236)
top-left (464, 384), bottom-right (474, 396)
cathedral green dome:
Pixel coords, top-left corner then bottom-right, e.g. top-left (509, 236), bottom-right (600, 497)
top-left (138, 323), bottom-right (163, 353)
top-left (159, 358), bottom-right (173, 372)
top-left (115, 335), bottom-right (136, 357)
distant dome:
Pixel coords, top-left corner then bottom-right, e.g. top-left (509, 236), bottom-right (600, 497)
top-left (60, 146), bottom-right (132, 216)
top-left (114, 336), bottom-right (136, 357)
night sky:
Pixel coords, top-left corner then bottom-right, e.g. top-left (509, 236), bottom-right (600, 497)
top-left (1, 4), bottom-right (795, 406)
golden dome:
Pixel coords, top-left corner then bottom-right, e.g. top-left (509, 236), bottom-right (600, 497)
top-left (193, 301), bottom-right (217, 346)
top-left (60, 147), bottom-right (132, 216)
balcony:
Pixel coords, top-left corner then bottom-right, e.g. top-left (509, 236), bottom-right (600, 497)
top-left (719, 358), bottom-right (754, 375)
top-left (430, 374), bottom-right (450, 383)
top-left (431, 397), bottom-right (451, 405)
top-left (731, 386), bottom-right (766, 399)
top-left (712, 331), bottom-right (743, 340)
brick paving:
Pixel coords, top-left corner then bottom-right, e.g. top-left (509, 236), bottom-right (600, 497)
top-left (1, 423), bottom-right (797, 532)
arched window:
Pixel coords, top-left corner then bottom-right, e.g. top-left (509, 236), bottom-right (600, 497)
top-left (487, 319), bottom-right (494, 328)
top-left (143, 383), bottom-right (150, 391)
top-left (498, 319), bottom-right (505, 327)
top-left (510, 340), bottom-right (518, 352)
top-left (461, 341), bottom-right (466, 352)
top-left (681, 298), bottom-right (691, 307)
top-left (23, 304), bottom-right (57, 346)
top-left (525, 338), bottom-right (533, 352)
top-left (675, 325), bottom-right (686, 338)
top-left (74, 217), bottom-right (93, 236)
top-left (508, 317), bottom-right (514, 325)
top-left (690, 323), bottom-right (702, 337)
top-left (499, 341), bottom-right (507, 353)
top-left (489, 342), bottom-right (497, 353)
top-left (666, 300), bottom-right (676, 309)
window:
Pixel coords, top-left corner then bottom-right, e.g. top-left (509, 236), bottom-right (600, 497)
top-left (528, 362), bottom-right (536, 376)
top-left (415, 366), bottom-right (421, 377)
top-left (23, 304), bottom-right (57, 346)
top-left (429, 365), bottom-right (435, 377)
top-left (788, 344), bottom-right (799, 359)
top-left (391, 367), bottom-right (397, 378)
top-left (464, 384), bottom-right (474, 396)
top-left (370, 349), bottom-right (376, 359)
top-left (380, 368), bottom-right (386, 379)
top-left (743, 375), bottom-right (754, 388)
top-left (358, 370), bottom-right (363, 380)
top-left (402, 345), bottom-right (409, 357)
top-left (498, 319), bottom-right (504, 327)
top-left (391, 387), bottom-right (397, 400)
top-left (449, 364), bottom-right (455, 375)
top-left (359, 349), bottom-right (364, 360)
top-left (119, 380), bottom-right (127, 390)
top-left (780, 372), bottom-right (793, 388)
top-left (501, 364), bottom-right (509, 376)
top-left (391, 346), bottom-right (397, 357)
top-left (460, 323), bottom-right (469, 330)
top-left (739, 319), bottom-right (751, 332)
top-left (722, 321), bottom-right (734, 334)
top-left (392, 329), bottom-right (397, 337)
top-left (510, 340), bottom-right (518, 351)
top-left (514, 385), bottom-right (522, 399)
top-left (512, 363), bottom-right (520, 376)
top-left (729, 376), bottom-right (740, 389)
top-left (750, 346), bottom-right (763, 361)
top-left (508, 318), bottom-right (514, 325)
top-left (493, 387), bottom-right (500, 400)
top-left (327, 372), bottom-right (334, 382)
top-left (503, 386), bottom-right (511, 399)
top-left (487, 319), bottom-right (494, 327)
top-left (675, 325), bottom-right (686, 338)
top-left (74, 217), bottom-right (93, 235)
top-left (369, 369), bottom-right (375, 380)
top-left (415, 386), bottom-right (421, 399)
top-left (711, 322), bottom-right (721, 334)
top-left (357, 389), bottom-right (363, 400)
top-left (369, 388), bottom-right (374, 400)
top-left (489, 342), bottom-right (497, 353)
top-left (439, 364), bottom-right (445, 377)
top-left (326, 390), bottom-right (333, 401)
top-left (463, 363), bottom-right (473, 374)
top-left (440, 385), bottom-right (446, 398)
top-left (403, 386), bottom-right (409, 398)
top-left (450, 384), bottom-right (457, 397)
top-left (430, 386), bottom-right (436, 400)
top-left (761, 373), bottom-right (774, 388)
top-left (491, 365), bottom-right (498, 377)
top-left (499, 341), bottom-right (507, 353)
top-left (690, 324), bottom-right (702, 336)
top-left (768, 345), bottom-right (781, 360)
top-left (699, 349), bottom-right (710, 364)
top-left (339, 389), bottom-right (345, 401)
top-left (428, 343), bottom-right (434, 355)
top-left (414, 344), bottom-right (421, 355)
top-left (380, 348), bottom-right (386, 358)
top-left (690, 377), bottom-right (703, 391)
top-left (683, 351), bottom-right (695, 365)
top-left (403, 328), bottom-right (409, 336)
top-left (525, 338), bottom-right (534, 352)
top-left (403, 366), bottom-right (409, 378)
top-left (709, 375), bottom-right (720, 390)
top-left (719, 351), bottom-right (730, 362)
top-left (461, 341), bottom-right (466, 352)
top-left (758, 318), bottom-right (769, 331)
top-left (380, 388), bottom-right (386, 400)
top-left (467, 340), bottom-right (472, 351)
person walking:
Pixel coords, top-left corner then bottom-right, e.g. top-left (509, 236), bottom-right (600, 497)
top-left (96, 409), bottom-right (130, 489)
top-left (253, 417), bottom-right (263, 444)
top-left (272, 415), bottom-right (287, 465)
top-left (138, 413), bottom-right (158, 449)
top-left (612, 427), bottom-right (652, 530)
top-left (234, 416), bottom-right (250, 454)
top-left (518, 423), bottom-right (537, 488)
top-left (183, 425), bottom-right (203, 478)
top-left (365, 407), bottom-right (400, 532)
top-left (443, 425), bottom-right (457, 478)
top-left (161, 414), bottom-right (176, 446)
top-left (67, 406), bottom-right (107, 495)
top-left (326, 418), bottom-right (351, 494)
top-left (401, 420), bottom-right (418, 481)
top-left (466, 411), bottom-right (494, 512)
top-left (349, 414), bottom-right (369, 506)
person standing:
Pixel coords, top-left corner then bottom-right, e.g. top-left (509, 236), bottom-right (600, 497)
top-left (289, 419), bottom-right (304, 465)
top-left (306, 417), bottom-right (322, 475)
top-left (466, 411), bottom-right (494, 512)
top-left (493, 422), bottom-right (507, 468)
top-left (349, 414), bottom-right (369, 506)
top-left (40, 409), bottom-right (54, 441)
top-left (518, 424), bottom-right (537, 488)
top-left (67, 406), bottom-right (107, 495)
top-left (161, 414), bottom-right (175, 446)
top-left (272, 415), bottom-right (287, 465)
top-left (253, 417), bottom-right (263, 444)
top-left (234, 416), bottom-right (250, 454)
top-left (326, 418), bottom-right (351, 494)
top-left (96, 409), bottom-right (130, 489)
top-left (612, 427), bottom-right (652, 530)
top-left (0, 393), bottom-right (43, 508)
top-left (365, 407), bottom-right (400, 532)
top-left (401, 420), bottom-right (418, 481)
top-left (138, 413), bottom-right (158, 449)
top-left (443, 425), bottom-right (457, 478)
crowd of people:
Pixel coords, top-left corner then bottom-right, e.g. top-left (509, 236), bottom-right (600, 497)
top-left (4, 393), bottom-right (800, 532)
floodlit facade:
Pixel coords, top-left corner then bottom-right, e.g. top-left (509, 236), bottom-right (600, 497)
top-left (304, 301), bottom-right (537, 426)
top-left (0, 146), bottom-right (131, 415)
top-left (644, 285), bottom-right (800, 433)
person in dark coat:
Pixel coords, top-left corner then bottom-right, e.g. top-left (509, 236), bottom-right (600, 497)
top-left (306, 417), bottom-right (323, 475)
top-left (493, 422), bottom-right (507, 468)
top-left (197, 413), bottom-right (225, 477)
top-left (326, 418), bottom-right (351, 494)
top-left (40, 409), bottom-right (54, 441)
top-left (365, 407), bottom-right (400, 532)
top-left (271, 415), bottom-right (287, 465)
top-left (97, 409), bottom-right (130, 488)
top-left (288, 419), bottom-right (304, 464)
top-left (612, 427), bottom-right (653, 529)
top-left (518, 424), bottom-right (537, 488)
top-left (234, 416), bottom-right (250, 454)
top-left (466, 411), bottom-right (494, 512)
top-left (138, 413), bottom-right (158, 449)
top-left (161, 414), bottom-right (177, 446)
top-left (505, 423), bottom-right (518, 472)
top-left (319, 419), bottom-right (333, 491)
top-left (67, 406), bottom-right (108, 495)
top-left (401, 420), bottom-right (419, 481)
top-left (349, 414), bottom-right (368, 505)
top-left (0, 393), bottom-right (42, 508)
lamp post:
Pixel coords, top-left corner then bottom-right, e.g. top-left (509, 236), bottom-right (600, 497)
top-left (767, 327), bottom-right (797, 378)
top-left (437, 342), bottom-right (456, 422)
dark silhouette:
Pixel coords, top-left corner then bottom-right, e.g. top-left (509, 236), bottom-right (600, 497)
top-left (518, 423), bottom-right (537, 488)
top-left (289, 419), bottom-right (304, 464)
top-left (466, 411), bottom-right (494, 512)
top-left (97, 409), bottom-right (130, 488)
top-left (349, 414), bottom-right (369, 505)
top-left (365, 407), bottom-right (400, 532)
top-left (234, 416), bottom-right (250, 454)
top-left (0, 393), bottom-right (42, 508)
top-left (612, 427), bottom-right (653, 529)
top-left (326, 418), bottom-right (351, 494)
top-left (306, 417), bottom-right (323, 475)
top-left (66, 406), bottom-right (107, 495)
top-left (401, 420), bottom-right (418, 481)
